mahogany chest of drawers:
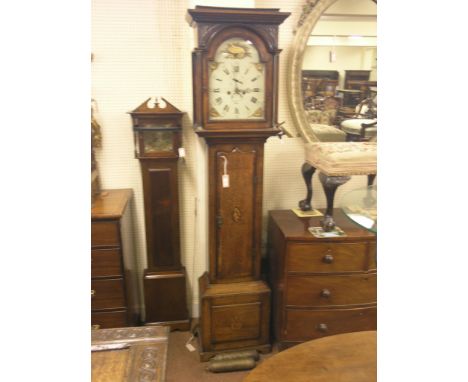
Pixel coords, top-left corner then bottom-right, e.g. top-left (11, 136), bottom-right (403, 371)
top-left (91, 189), bottom-right (139, 329)
top-left (267, 209), bottom-right (376, 350)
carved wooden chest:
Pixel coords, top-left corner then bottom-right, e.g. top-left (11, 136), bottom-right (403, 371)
top-left (91, 326), bottom-right (169, 382)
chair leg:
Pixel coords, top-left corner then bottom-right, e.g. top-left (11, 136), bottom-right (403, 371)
top-left (364, 174), bottom-right (377, 207)
top-left (346, 134), bottom-right (360, 142)
top-left (367, 174), bottom-right (376, 186)
top-left (299, 162), bottom-right (316, 211)
top-left (319, 172), bottom-right (350, 231)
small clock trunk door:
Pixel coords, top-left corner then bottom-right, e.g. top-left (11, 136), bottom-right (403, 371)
top-left (215, 148), bottom-right (257, 281)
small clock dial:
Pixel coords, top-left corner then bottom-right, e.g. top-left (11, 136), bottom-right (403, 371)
top-left (208, 37), bottom-right (265, 120)
top-left (142, 131), bottom-right (173, 153)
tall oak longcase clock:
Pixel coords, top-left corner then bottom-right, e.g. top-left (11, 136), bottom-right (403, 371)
top-left (129, 98), bottom-right (189, 331)
top-left (187, 6), bottom-right (290, 360)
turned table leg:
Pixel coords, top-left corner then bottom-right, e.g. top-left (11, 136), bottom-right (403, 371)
top-left (299, 162), bottom-right (316, 211)
top-left (319, 172), bottom-right (351, 231)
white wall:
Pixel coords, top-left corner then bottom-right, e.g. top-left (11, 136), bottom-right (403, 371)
top-left (92, 0), bottom-right (368, 318)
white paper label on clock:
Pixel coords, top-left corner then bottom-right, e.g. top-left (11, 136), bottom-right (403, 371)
top-left (178, 147), bottom-right (186, 158)
top-left (222, 174), bottom-right (230, 188)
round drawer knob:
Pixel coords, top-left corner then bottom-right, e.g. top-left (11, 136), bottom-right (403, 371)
top-left (322, 253), bottom-right (334, 264)
top-left (91, 289), bottom-right (96, 298)
top-left (320, 288), bottom-right (331, 298)
top-left (317, 323), bottom-right (328, 332)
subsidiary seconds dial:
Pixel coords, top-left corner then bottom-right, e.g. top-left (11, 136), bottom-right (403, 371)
top-left (208, 37), bottom-right (266, 120)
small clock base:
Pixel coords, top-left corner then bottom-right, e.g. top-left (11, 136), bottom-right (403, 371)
top-left (198, 272), bottom-right (271, 361)
top-left (143, 268), bottom-right (190, 331)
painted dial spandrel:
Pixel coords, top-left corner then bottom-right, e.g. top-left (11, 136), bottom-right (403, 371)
top-left (208, 37), bottom-right (265, 120)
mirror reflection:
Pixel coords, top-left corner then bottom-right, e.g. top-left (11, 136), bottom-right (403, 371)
top-left (300, 0), bottom-right (377, 142)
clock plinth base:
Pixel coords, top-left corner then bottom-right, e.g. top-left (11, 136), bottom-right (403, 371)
top-left (143, 268), bottom-right (190, 331)
top-left (198, 272), bottom-right (271, 361)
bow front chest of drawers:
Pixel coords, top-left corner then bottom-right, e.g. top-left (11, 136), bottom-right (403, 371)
top-left (268, 210), bottom-right (376, 350)
top-left (91, 189), bottom-right (139, 329)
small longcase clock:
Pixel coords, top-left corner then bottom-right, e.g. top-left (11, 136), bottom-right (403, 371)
top-left (129, 97), bottom-right (189, 331)
top-left (188, 6), bottom-right (289, 360)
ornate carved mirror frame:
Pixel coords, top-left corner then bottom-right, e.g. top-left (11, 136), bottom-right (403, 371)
top-left (287, 0), bottom-right (376, 142)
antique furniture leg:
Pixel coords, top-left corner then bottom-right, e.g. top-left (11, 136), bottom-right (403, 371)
top-left (363, 174), bottom-right (377, 207)
top-left (302, 141), bottom-right (376, 230)
top-left (299, 162), bottom-right (316, 211)
top-left (318, 172), bottom-right (350, 231)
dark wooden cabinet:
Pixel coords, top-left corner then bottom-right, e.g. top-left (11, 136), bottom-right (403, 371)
top-left (268, 209), bottom-right (376, 350)
top-left (188, 6), bottom-right (290, 360)
top-left (344, 70), bottom-right (371, 89)
top-left (342, 70), bottom-right (373, 107)
top-left (91, 189), bottom-right (139, 329)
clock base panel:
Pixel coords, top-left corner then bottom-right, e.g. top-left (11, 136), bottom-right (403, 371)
top-left (143, 268), bottom-right (190, 330)
top-left (198, 272), bottom-right (271, 360)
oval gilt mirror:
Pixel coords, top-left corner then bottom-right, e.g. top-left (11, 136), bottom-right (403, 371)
top-left (288, 0), bottom-right (377, 142)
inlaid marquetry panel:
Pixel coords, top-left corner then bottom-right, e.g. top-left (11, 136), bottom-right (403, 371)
top-left (211, 302), bottom-right (261, 343)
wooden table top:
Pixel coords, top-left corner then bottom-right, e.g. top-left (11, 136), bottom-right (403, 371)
top-left (243, 331), bottom-right (376, 382)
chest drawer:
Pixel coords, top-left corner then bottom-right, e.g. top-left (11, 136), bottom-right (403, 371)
top-left (91, 310), bottom-right (128, 329)
top-left (286, 273), bottom-right (376, 307)
top-left (91, 279), bottom-right (126, 310)
top-left (92, 221), bottom-right (120, 247)
top-left (369, 242), bottom-right (377, 271)
top-left (287, 242), bottom-right (368, 273)
top-left (91, 249), bottom-right (122, 278)
top-left (284, 307), bottom-right (376, 341)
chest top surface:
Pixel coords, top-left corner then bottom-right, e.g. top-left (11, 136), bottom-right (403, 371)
top-left (270, 209), bottom-right (376, 242)
top-left (91, 189), bottom-right (132, 221)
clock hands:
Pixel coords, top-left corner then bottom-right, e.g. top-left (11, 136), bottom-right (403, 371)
top-left (228, 68), bottom-right (260, 100)
top-left (233, 87), bottom-right (259, 95)
top-left (240, 88), bottom-right (257, 94)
